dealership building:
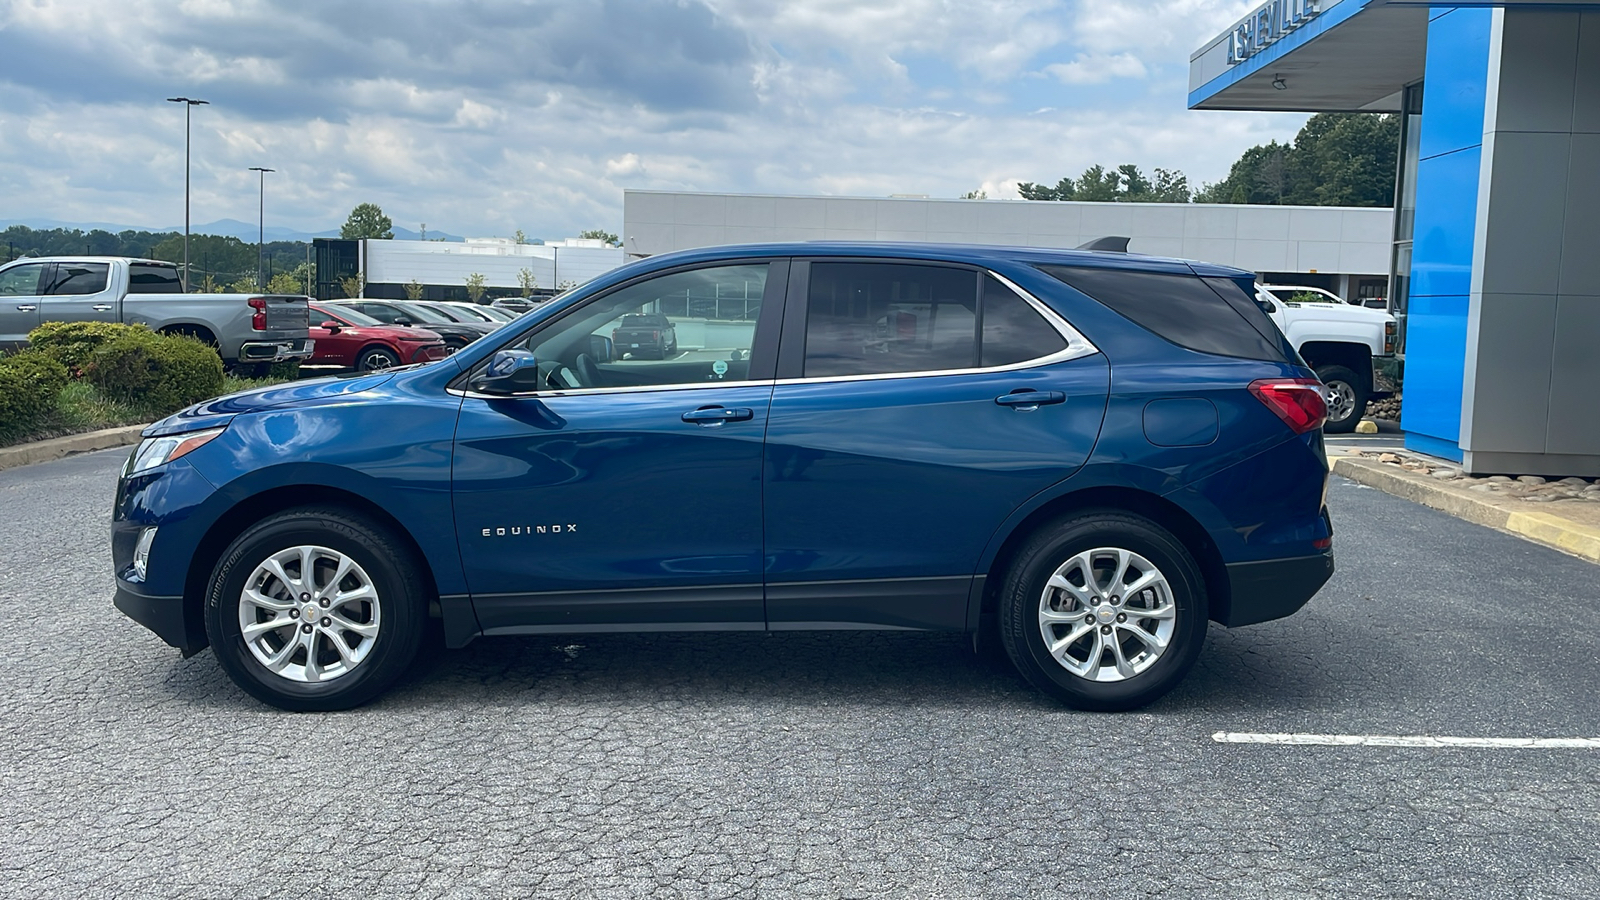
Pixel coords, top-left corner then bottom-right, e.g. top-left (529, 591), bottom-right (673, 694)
top-left (1192, 0), bottom-right (1600, 475)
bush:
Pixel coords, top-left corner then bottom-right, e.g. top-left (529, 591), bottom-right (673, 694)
top-left (0, 351), bottom-right (70, 438)
top-left (83, 330), bottom-right (225, 415)
top-left (28, 321), bottom-right (150, 373)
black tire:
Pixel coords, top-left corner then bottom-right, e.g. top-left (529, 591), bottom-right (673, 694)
top-left (204, 506), bottom-right (428, 711)
top-left (443, 338), bottom-right (468, 355)
top-left (1316, 364), bottom-right (1367, 434)
top-left (998, 511), bottom-right (1207, 711)
top-left (356, 346), bottom-right (401, 372)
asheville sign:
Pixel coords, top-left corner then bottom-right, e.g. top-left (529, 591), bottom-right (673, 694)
top-left (1228, 0), bottom-right (1322, 65)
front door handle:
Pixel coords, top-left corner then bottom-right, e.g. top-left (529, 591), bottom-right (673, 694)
top-left (92, 304), bottom-right (113, 312)
top-left (682, 406), bottom-right (754, 426)
top-left (15, 304), bottom-right (36, 312)
top-left (996, 389), bottom-right (1066, 410)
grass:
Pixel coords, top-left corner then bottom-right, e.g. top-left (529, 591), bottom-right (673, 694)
top-left (0, 372), bottom-right (298, 449)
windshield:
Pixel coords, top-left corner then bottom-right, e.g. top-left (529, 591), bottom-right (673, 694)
top-left (314, 305), bottom-right (384, 327)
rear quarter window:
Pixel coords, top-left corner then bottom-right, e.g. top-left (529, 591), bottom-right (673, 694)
top-left (1037, 265), bottom-right (1289, 362)
top-left (128, 264), bottom-right (182, 293)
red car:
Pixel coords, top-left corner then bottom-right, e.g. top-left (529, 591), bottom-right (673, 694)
top-left (308, 303), bottom-right (448, 371)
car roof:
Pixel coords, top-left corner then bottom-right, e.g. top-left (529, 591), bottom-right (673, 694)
top-left (629, 241), bottom-right (1254, 280)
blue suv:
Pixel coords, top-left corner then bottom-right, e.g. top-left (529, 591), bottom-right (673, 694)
top-left (112, 243), bottom-right (1333, 712)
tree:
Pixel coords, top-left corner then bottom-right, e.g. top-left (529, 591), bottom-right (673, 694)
top-left (517, 268), bottom-right (537, 299)
top-left (266, 272), bottom-right (302, 295)
top-left (340, 203), bottom-right (394, 240)
top-left (514, 229), bottom-right (528, 245)
top-left (578, 229), bottom-right (620, 246)
top-left (1193, 114), bottom-right (1399, 207)
top-left (226, 276), bottom-right (257, 294)
top-left (465, 272), bottom-right (487, 304)
top-left (338, 271), bottom-right (366, 299)
top-left (1019, 164), bottom-right (1182, 203)
top-left (199, 274), bottom-right (220, 294)
top-left (960, 189), bottom-right (987, 200)
top-left (404, 279), bottom-right (425, 301)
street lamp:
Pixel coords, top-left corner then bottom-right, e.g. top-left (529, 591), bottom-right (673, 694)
top-left (248, 166), bottom-right (275, 289)
top-left (166, 97), bottom-right (209, 291)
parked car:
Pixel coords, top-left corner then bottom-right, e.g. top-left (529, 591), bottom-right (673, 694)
top-left (0, 257), bottom-right (312, 372)
top-left (467, 304), bottom-right (520, 322)
top-left (1254, 286), bottom-right (1398, 432)
top-left (612, 312), bottom-right (678, 359)
top-left (490, 298), bottom-right (537, 314)
top-left (307, 303), bottom-right (448, 372)
top-left (326, 299), bottom-right (493, 353)
top-left (113, 242), bottom-right (1333, 713)
top-left (420, 301), bottom-right (500, 324)
top-left (1263, 284), bottom-right (1387, 310)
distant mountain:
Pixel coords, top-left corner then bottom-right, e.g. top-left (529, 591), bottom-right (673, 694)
top-left (0, 217), bottom-right (464, 243)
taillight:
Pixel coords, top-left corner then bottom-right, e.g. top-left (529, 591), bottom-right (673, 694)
top-left (1384, 321), bottom-right (1396, 355)
top-left (1249, 378), bottom-right (1327, 435)
top-left (248, 296), bottom-right (267, 330)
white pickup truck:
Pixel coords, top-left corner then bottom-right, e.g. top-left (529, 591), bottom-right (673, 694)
top-left (1255, 286), bottom-right (1398, 432)
top-left (0, 256), bottom-right (313, 373)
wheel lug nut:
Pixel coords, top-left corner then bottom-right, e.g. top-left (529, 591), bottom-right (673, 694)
top-left (289, 609), bottom-right (299, 618)
top-left (319, 598), bottom-right (331, 608)
top-left (1117, 613), bottom-right (1127, 623)
top-left (320, 618), bottom-right (331, 627)
top-left (1111, 596), bottom-right (1120, 605)
top-left (1100, 625), bottom-right (1112, 634)
top-left (300, 623), bottom-right (313, 634)
top-left (301, 593), bottom-right (310, 601)
top-left (1085, 615), bottom-right (1095, 624)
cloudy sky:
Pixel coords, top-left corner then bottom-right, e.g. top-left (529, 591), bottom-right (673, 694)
top-left (0, 0), bottom-right (1309, 240)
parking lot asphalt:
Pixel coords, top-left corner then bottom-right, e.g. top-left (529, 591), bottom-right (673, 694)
top-left (3, 449), bottom-right (1599, 898)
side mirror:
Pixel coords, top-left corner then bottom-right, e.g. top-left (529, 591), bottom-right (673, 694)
top-left (587, 334), bottom-right (614, 364)
top-left (319, 320), bottom-right (342, 333)
top-left (473, 349), bottom-right (541, 394)
top-left (394, 316), bottom-right (413, 326)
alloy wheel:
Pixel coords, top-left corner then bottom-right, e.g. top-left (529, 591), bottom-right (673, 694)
top-left (238, 545), bottom-right (382, 683)
top-left (1037, 547), bottom-right (1177, 682)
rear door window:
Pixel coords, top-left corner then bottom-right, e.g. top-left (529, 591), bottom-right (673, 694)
top-left (802, 263), bottom-right (978, 377)
top-left (1038, 265), bottom-right (1288, 362)
top-left (46, 262), bottom-right (109, 295)
top-left (128, 264), bottom-right (182, 293)
top-left (981, 275), bottom-right (1068, 367)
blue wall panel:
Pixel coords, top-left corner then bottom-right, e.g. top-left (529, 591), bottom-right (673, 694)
top-left (1403, 7), bottom-right (1493, 457)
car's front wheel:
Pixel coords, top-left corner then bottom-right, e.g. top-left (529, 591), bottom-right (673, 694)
top-left (204, 507), bottom-right (427, 711)
top-left (1316, 364), bottom-right (1367, 433)
top-left (998, 511), bottom-right (1207, 711)
top-left (356, 346), bottom-right (400, 371)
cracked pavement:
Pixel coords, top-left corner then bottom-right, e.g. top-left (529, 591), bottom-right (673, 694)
top-left (2, 448), bottom-right (1599, 897)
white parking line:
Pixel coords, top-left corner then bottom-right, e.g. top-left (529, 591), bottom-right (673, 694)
top-left (1213, 732), bottom-right (1600, 749)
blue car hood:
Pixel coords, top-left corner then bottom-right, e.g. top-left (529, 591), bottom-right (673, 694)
top-left (143, 372), bottom-right (398, 437)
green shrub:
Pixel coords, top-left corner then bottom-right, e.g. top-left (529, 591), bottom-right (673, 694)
top-left (28, 321), bottom-right (150, 373)
top-left (0, 350), bottom-right (70, 438)
top-left (83, 330), bottom-right (225, 415)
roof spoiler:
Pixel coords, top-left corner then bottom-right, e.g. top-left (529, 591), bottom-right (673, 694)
top-left (1075, 236), bottom-right (1130, 253)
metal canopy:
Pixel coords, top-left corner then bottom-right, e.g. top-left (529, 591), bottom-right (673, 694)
top-left (1189, 1), bottom-right (1428, 112)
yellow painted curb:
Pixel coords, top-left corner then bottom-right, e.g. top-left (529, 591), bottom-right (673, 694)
top-left (1504, 511), bottom-right (1600, 562)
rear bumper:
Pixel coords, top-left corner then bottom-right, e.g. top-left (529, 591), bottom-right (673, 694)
top-left (240, 338), bottom-right (316, 362)
top-left (114, 581), bottom-right (205, 656)
top-left (1219, 551), bottom-right (1335, 627)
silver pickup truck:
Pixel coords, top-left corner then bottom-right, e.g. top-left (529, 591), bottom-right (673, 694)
top-left (0, 256), bottom-right (312, 371)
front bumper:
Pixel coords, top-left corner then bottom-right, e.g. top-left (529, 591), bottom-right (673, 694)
top-left (1219, 551), bottom-right (1335, 627)
top-left (240, 338), bottom-right (316, 363)
top-left (114, 581), bottom-right (205, 656)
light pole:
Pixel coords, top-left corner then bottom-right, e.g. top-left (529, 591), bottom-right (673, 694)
top-left (166, 97), bottom-right (209, 291)
top-left (248, 166), bottom-right (275, 289)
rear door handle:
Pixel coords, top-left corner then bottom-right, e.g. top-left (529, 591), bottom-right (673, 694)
top-left (682, 406), bottom-right (754, 426)
top-left (15, 304), bottom-right (36, 311)
top-left (996, 390), bottom-right (1066, 410)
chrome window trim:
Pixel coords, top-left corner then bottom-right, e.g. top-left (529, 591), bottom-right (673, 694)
top-left (449, 266), bottom-right (1099, 400)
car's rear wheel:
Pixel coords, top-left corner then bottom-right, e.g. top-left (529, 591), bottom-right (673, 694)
top-left (998, 511), bottom-right (1207, 711)
top-left (204, 507), bottom-right (427, 711)
top-left (1316, 364), bottom-right (1366, 433)
top-left (356, 346), bottom-right (400, 371)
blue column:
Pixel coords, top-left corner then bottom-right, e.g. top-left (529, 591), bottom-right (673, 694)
top-left (1401, 7), bottom-right (1493, 463)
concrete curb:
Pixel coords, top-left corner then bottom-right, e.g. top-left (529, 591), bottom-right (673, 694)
top-left (0, 424), bottom-right (148, 473)
top-left (1332, 456), bottom-right (1600, 565)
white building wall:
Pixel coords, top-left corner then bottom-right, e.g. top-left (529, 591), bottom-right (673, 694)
top-left (623, 190), bottom-right (1394, 285)
top-left (363, 239), bottom-right (626, 291)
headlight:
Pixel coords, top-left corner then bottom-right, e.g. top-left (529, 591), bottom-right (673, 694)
top-left (126, 427), bottom-right (226, 476)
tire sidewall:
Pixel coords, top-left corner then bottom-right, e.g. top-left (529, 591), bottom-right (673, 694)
top-left (205, 512), bottom-right (423, 711)
top-left (1316, 364), bottom-right (1366, 433)
top-left (1002, 513), bottom-right (1207, 711)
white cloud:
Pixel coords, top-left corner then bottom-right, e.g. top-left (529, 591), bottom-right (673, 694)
top-left (1044, 53), bottom-right (1149, 85)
